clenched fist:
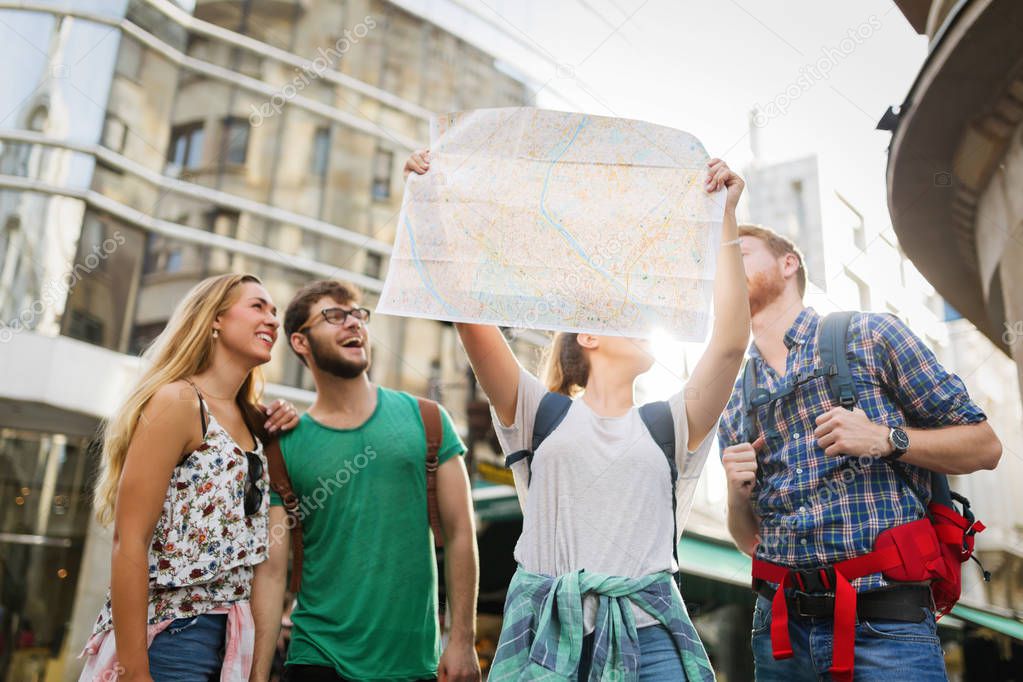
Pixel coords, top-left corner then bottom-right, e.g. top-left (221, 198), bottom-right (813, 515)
top-left (404, 148), bottom-right (430, 179)
top-left (722, 435), bottom-right (763, 502)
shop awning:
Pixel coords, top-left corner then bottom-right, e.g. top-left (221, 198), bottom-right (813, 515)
top-left (949, 604), bottom-right (1023, 641)
top-left (677, 534), bottom-right (752, 586)
top-left (467, 486), bottom-right (1023, 642)
top-left (472, 481), bottom-right (521, 522)
top-left (677, 536), bottom-right (1023, 642)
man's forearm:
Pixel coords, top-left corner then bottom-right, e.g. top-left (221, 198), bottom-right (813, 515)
top-left (898, 422), bottom-right (1001, 474)
top-left (443, 530), bottom-right (479, 645)
top-left (727, 496), bottom-right (760, 557)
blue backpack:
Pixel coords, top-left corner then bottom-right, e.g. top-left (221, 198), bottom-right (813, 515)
top-left (738, 311), bottom-right (957, 507)
top-left (505, 394), bottom-right (683, 582)
top-left (738, 311), bottom-right (989, 590)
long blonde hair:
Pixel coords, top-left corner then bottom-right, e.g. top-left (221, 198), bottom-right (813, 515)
top-left (542, 332), bottom-right (590, 397)
top-left (94, 273), bottom-right (267, 525)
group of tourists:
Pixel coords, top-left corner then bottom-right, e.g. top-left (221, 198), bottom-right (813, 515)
top-left (77, 149), bottom-right (1001, 682)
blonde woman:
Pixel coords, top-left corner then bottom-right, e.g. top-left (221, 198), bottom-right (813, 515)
top-left (405, 153), bottom-right (750, 680)
top-left (79, 274), bottom-right (299, 682)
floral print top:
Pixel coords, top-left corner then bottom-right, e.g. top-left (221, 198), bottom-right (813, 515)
top-left (91, 401), bottom-right (270, 634)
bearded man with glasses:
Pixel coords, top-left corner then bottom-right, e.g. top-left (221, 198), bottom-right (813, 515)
top-left (248, 279), bottom-right (480, 682)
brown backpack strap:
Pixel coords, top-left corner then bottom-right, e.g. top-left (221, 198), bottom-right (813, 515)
top-left (417, 398), bottom-right (444, 549)
top-left (265, 438), bottom-right (304, 593)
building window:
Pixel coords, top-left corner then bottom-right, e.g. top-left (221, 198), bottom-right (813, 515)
top-left (115, 35), bottom-right (145, 81)
top-left (372, 148), bottom-right (393, 200)
top-left (66, 309), bottom-right (105, 345)
top-left (102, 115), bottom-right (128, 154)
top-left (167, 122), bottom-right (204, 171)
top-left (365, 252), bottom-right (382, 279)
top-left (311, 126), bottom-right (331, 178)
top-left (222, 117), bottom-right (250, 165)
top-left (130, 320), bottom-right (169, 355)
top-left (0, 430), bottom-right (97, 673)
top-left (206, 209), bottom-right (240, 238)
top-left (299, 231), bottom-right (322, 261)
top-left (27, 105), bottom-right (47, 132)
top-left (0, 216), bottom-right (17, 272)
top-left (143, 233), bottom-right (183, 274)
top-left (205, 210), bottom-right (240, 272)
top-left (790, 180), bottom-right (805, 238)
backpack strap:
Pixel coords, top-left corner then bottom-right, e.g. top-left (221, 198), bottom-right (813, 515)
top-left (738, 311), bottom-right (859, 444)
top-left (739, 358), bottom-right (760, 444)
top-left (417, 398), bottom-right (445, 550)
top-left (638, 401), bottom-right (681, 580)
top-left (265, 438), bottom-right (303, 593)
top-left (818, 311), bottom-right (858, 410)
top-left (819, 312), bottom-right (938, 510)
top-left (504, 392), bottom-right (573, 485)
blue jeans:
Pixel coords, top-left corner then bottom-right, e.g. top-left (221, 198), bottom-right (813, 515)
top-left (751, 595), bottom-right (947, 681)
top-left (148, 613), bottom-right (227, 681)
top-left (577, 625), bottom-right (687, 681)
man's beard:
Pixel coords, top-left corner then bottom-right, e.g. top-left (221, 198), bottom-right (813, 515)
top-left (748, 268), bottom-right (786, 316)
top-left (308, 333), bottom-right (370, 379)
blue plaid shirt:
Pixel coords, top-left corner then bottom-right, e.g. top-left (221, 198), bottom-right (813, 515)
top-left (718, 307), bottom-right (987, 591)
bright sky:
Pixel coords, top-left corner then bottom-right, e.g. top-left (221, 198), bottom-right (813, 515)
top-left (394, 0), bottom-right (928, 245)
top-left (390, 0), bottom-right (931, 370)
top-left (385, 1), bottom-right (931, 502)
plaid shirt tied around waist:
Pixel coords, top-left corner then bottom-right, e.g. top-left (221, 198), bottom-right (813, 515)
top-left (719, 308), bottom-right (987, 592)
top-left (488, 566), bottom-right (714, 681)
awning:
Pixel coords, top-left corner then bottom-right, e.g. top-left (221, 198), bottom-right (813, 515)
top-left (678, 534), bottom-right (752, 587)
top-left (466, 487), bottom-right (1023, 642)
top-left (677, 536), bottom-right (1023, 642)
top-left (949, 604), bottom-right (1023, 641)
top-left (472, 481), bottom-right (521, 522)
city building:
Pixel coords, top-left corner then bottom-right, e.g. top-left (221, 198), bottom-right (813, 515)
top-left (882, 0), bottom-right (1023, 675)
top-left (0, 0), bottom-right (533, 678)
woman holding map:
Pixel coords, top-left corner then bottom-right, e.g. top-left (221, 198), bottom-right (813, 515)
top-left (406, 147), bottom-right (749, 681)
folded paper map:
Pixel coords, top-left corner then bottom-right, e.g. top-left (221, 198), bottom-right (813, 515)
top-left (377, 108), bottom-right (724, 340)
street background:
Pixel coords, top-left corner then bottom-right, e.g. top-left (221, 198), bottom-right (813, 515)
top-left (0, 0), bottom-right (1021, 679)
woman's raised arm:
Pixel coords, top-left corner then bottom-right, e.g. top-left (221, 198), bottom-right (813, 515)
top-left (684, 159), bottom-right (751, 451)
top-left (455, 323), bottom-right (521, 428)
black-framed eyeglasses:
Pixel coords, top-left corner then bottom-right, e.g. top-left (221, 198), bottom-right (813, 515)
top-left (298, 306), bottom-right (371, 332)
top-left (243, 451), bottom-right (264, 516)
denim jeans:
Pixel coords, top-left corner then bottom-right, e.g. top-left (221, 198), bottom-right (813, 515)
top-left (576, 625), bottom-right (688, 681)
top-left (148, 613), bottom-right (227, 682)
top-left (751, 594), bottom-right (948, 681)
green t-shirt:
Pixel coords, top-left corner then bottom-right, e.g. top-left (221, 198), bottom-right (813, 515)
top-left (269, 387), bottom-right (465, 681)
